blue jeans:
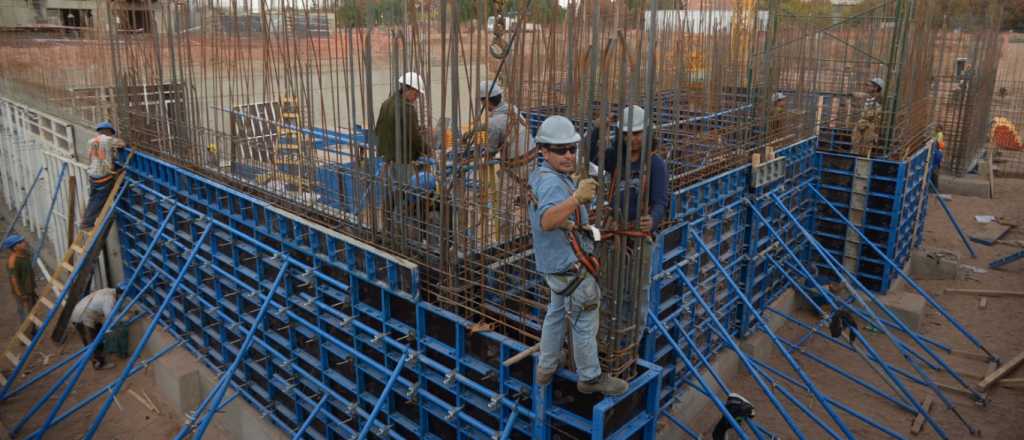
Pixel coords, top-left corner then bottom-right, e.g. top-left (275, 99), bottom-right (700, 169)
top-left (81, 177), bottom-right (114, 229)
top-left (538, 272), bottom-right (602, 382)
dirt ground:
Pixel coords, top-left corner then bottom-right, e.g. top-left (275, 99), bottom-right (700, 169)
top-left (680, 177), bottom-right (1024, 439)
top-left (0, 205), bottom-right (230, 438)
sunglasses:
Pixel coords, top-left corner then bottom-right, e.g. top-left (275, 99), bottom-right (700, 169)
top-left (545, 145), bottom-right (577, 156)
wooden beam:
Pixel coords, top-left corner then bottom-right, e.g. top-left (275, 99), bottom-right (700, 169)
top-left (979, 351), bottom-right (1024, 390)
top-left (910, 396), bottom-right (934, 435)
top-left (943, 288), bottom-right (1024, 298)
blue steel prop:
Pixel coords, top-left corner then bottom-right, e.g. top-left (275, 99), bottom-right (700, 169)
top-left (671, 267), bottom-right (813, 439)
top-left (810, 185), bottom-right (996, 363)
top-left (179, 259), bottom-right (292, 439)
top-left (110, 158), bottom-right (655, 440)
top-left (292, 394), bottom-right (330, 440)
top-left (686, 231), bottom-right (857, 440)
top-left (356, 351), bottom-right (409, 440)
top-left (786, 188), bottom-right (982, 388)
top-left (67, 223), bottom-right (214, 440)
top-left (30, 163), bottom-right (68, 263)
top-left (18, 340), bottom-right (185, 439)
top-left (763, 259), bottom-right (914, 412)
top-left (989, 249), bottom-right (1024, 269)
top-left (769, 192), bottom-right (980, 436)
top-left (0, 178), bottom-right (130, 400)
top-left (746, 199), bottom-right (939, 410)
top-left (9, 206), bottom-right (177, 435)
top-left (0, 165), bottom-right (45, 243)
top-left (648, 310), bottom-right (753, 440)
top-left (926, 180), bottom-right (976, 257)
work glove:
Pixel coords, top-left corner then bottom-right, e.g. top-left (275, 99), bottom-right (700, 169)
top-left (573, 178), bottom-right (598, 205)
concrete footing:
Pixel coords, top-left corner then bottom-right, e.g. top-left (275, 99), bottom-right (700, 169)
top-left (938, 174), bottom-right (991, 199)
top-left (129, 318), bottom-right (287, 440)
top-left (907, 248), bottom-right (962, 281)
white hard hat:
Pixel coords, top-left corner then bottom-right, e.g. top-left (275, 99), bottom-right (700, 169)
top-left (535, 115), bottom-right (581, 145)
top-left (398, 72), bottom-right (425, 93)
top-left (869, 77), bottom-right (885, 90)
top-left (772, 92), bottom-right (786, 102)
top-left (479, 80), bottom-right (503, 98)
top-left (620, 105), bottom-right (647, 133)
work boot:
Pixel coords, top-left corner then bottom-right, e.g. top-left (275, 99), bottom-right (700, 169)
top-left (577, 374), bottom-right (629, 396)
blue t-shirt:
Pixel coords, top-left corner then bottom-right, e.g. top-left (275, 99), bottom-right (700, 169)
top-left (528, 162), bottom-right (592, 274)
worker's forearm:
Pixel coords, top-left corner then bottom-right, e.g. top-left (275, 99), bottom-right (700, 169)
top-left (541, 197), bottom-right (580, 231)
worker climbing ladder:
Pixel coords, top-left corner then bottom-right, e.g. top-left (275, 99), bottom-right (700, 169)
top-left (0, 155), bottom-right (131, 395)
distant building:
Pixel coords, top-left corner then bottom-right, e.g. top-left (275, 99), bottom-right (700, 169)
top-left (0, 0), bottom-right (163, 33)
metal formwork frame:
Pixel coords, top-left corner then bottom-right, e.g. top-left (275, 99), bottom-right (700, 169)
top-left (112, 150), bottom-right (662, 440)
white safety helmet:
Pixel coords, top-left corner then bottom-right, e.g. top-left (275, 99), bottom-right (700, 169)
top-left (398, 72), bottom-right (425, 93)
top-left (869, 77), bottom-right (885, 91)
top-left (772, 92), bottom-right (786, 103)
top-left (620, 105), bottom-right (647, 133)
top-left (479, 80), bottom-right (503, 98)
top-left (535, 115), bottom-right (581, 145)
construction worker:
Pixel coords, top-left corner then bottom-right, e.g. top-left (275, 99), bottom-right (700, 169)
top-left (465, 80), bottom-right (535, 162)
top-left (931, 125), bottom-right (945, 190)
top-left (81, 121), bottom-right (125, 231)
top-left (465, 80), bottom-right (536, 242)
top-left (3, 234), bottom-right (37, 321)
top-left (528, 115), bottom-right (628, 396)
top-left (375, 72), bottom-right (429, 166)
top-left (851, 78), bottom-right (884, 156)
top-left (587, 105), bottom-right (668, 231)
top-left (70, 286), bottom-right (119, 370)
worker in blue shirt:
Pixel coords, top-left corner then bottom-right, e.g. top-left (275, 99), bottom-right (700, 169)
top-left (528, 115), bottom-right (629, 396)
top-left (588, 105), bottom-right (669, 231)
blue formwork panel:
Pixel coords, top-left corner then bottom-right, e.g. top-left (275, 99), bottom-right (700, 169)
top-left (813, 145), bottom-right (930, 293)
top-left (643, 138), bottom-right (817, 407)
top-left (116, 150), bottom-right (661, 440)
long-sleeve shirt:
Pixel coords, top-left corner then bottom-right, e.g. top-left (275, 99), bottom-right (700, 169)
top-left (375, 93), bottom-right (427, 164)
top-left (587, 128), bottom-right (669, 230)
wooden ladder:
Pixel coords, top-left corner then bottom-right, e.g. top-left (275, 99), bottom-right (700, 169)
top-left (0, 167), bottom-right (130, 388)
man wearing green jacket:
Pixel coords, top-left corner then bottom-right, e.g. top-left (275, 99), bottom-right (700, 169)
top-left (375, 72), bottom-right (428, 165)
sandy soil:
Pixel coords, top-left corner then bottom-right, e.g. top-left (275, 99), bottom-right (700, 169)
top-left (677, 178), bottom-right (1024, 439)
top-left (0, 202), bottom-right (230, 438)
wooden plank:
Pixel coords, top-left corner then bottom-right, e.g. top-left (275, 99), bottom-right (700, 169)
top-left (70, 244), bottom-right (85, 254)
top-left (15, 332), bottom-right (30, 346)
top-left (979, 351), bottom-right (1024, 390)
top-left (910, 396), bottom-right (934, 435)
top-left (4, 351), bottom-right (21, 366)
top-left (60, 261), bottom-right (75, 273)
top-left (943, 288), bottom-right (1024, 298)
